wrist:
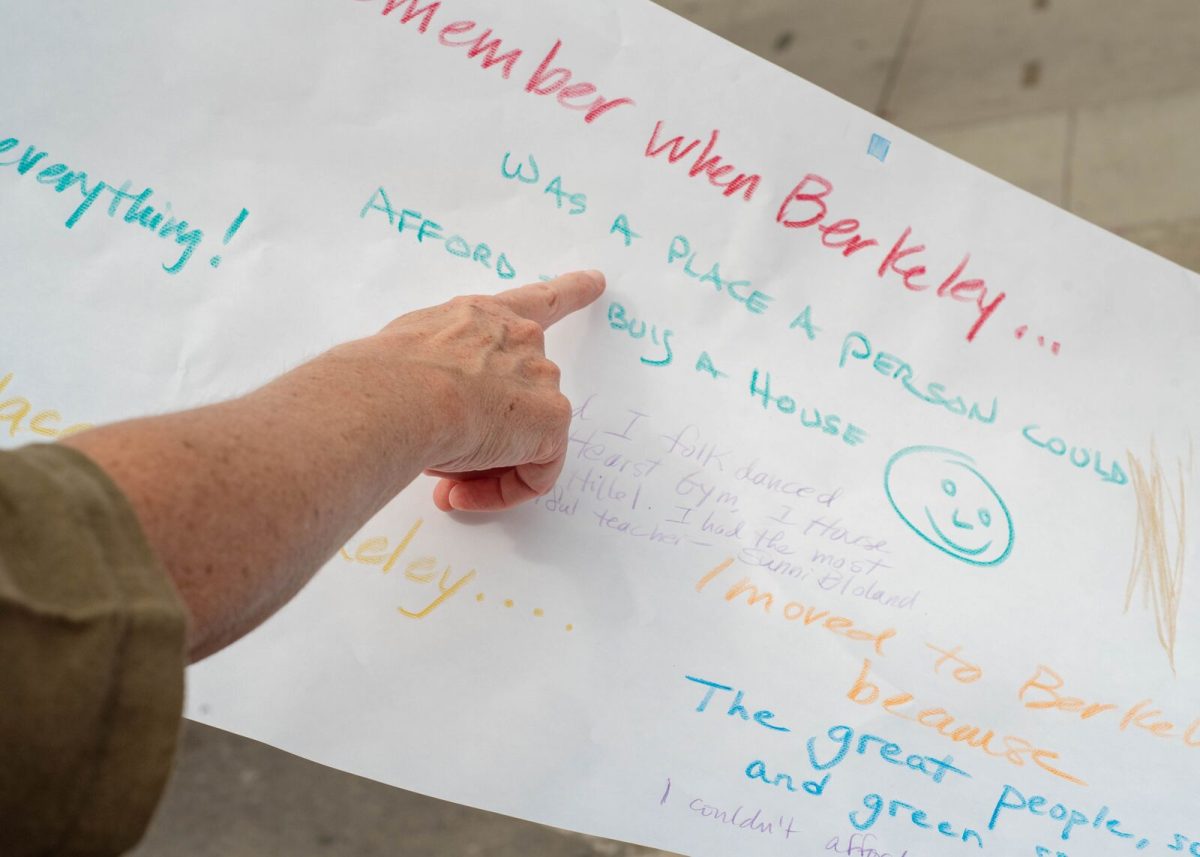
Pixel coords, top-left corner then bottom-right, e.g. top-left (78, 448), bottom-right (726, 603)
top-left (324, 334), bottom-right (467, 471)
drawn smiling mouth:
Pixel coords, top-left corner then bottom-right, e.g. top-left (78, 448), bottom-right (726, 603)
top-left (925, 508), bottom-right (991, 555)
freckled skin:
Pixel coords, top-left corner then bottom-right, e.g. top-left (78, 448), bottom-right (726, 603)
top-left (63, 271), bottom-right (606, 661)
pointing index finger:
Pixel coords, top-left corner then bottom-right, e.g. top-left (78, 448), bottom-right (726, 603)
top-left (494, 270), bottom-right (606, 330)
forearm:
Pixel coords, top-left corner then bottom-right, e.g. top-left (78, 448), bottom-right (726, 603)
top-left (59, 271), bottom-right (603, 662)
top-left (63, 335), bottom-right (447, 662)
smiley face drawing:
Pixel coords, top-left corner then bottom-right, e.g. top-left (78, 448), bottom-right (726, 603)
top-left (884, 445), bottom-right (1014, 567)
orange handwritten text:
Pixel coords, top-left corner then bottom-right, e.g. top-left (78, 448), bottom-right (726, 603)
top-left (1019, 664), bottom-right (1200, 748)
top-left (848, 658), bottom-right (1085, 786)
top-left (1125, 445), bottom-right (1190, 672)
top-left (696, 557), bottom-right (896, 655)
top-left (925, 642), bottom-right (984, 684)
top-left (341, 519), bottom-right (476, 618)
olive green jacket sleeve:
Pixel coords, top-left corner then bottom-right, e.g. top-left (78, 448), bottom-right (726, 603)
top-left (0, 444), bottom-right (187, 856)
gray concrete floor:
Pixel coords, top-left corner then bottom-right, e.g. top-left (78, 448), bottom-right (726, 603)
top-left (131, 722), bottom-right (662, 857)
top-left (133, 2), bottom-right (1200, 855)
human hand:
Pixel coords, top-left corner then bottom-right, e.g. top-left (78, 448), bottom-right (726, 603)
top-left (377, 270), bottom-right (605, 512)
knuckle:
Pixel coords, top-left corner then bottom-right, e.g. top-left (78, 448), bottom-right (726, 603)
top-left (535, 425), bottom-right (566, 465)
top-left (446, 295), bottom-right (509, 340)
top-left (513, 318), bottom-right (544, 342)
top-left (550, 392), bottom-right (572, 425)
top-left (539, 283), bottom-right (560, 314)
top-left (450, 294), bottom-right (497, 316)
top-left (522, 357), bottom-right (560, 382)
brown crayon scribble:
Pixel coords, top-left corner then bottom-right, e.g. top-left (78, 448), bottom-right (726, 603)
top-left (1125, 442), bottom-right (1193, 673)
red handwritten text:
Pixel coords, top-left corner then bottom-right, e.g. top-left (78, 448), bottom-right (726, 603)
top-left (777, 174), bottom-right (1006, 342)
top-left (645, 121), bottom-right (762, 202)
top-left (355, 0), bottom-right (636, 125)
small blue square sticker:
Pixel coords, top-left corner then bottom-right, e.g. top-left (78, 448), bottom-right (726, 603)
top-left (867, 133), bottom-right (891, 162)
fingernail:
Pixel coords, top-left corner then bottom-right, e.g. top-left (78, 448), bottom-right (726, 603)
top-left (581, 269), bottom-right (606, 290)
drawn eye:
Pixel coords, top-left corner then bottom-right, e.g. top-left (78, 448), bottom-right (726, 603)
top-left (941, 479), bottom-right (957, 497)
top-left (978, 508), bottom-right (992, 526)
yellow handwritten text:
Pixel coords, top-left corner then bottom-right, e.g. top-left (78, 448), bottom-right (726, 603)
top-left (0, 372), bottom-right (91, 438)
top-left (340, 519), bottom-right (475, 618)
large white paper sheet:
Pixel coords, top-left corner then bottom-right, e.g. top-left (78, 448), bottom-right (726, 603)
top-left (4, 2), bottom-right (1199, 854)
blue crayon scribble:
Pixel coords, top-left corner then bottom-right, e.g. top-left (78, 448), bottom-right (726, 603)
top-left (990, 784), bottom-right (1152, 850)
top-left (839, 330), bottom-right (998, 424)
top-left (851, 792), bottom-right (983, 847)
top-left (867, 133), bottom-right (891, 162)
top-left (607, 301), bottom-right (674, 366)
top-left (210, 208), bottom-right (250, 268)
top-left (1021, 424), bottom-right (1128, 486)
top-left (884, 445), bottom-right (1014, 567)
top-left (361, 186), bottom-right (517, 280)
top-left (0, 133), bottom-right (232, 275)
top-left (500, 151), bottom-right (540, 184)
top-left (500, 150), bottom-right (586, 214)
